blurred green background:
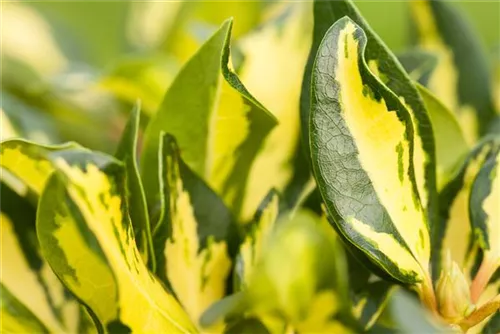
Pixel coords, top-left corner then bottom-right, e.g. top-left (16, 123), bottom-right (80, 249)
top-left (2, 1), bottom-right (499, 153)
top-left (5, 1), bottom-right (498, 68)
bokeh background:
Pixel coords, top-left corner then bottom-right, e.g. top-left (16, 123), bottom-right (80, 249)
top-left (2, 1), bottom-right (499, 152)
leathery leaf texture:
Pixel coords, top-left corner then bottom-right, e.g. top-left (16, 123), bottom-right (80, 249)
top-left (310, 17), bottom-right (431, 285)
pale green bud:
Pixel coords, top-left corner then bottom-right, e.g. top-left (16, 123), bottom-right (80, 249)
top-left (436, 253), bottom-right (475, 321)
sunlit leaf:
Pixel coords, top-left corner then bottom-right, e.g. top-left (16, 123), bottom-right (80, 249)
top-left (1, 204), bottom-right (81, 333)
top-left (237, 3), bottom-right (312, 221)
top-left (142, 19), bottom-right (277, 217)
top-left (37, 156), bottom-right (196, 332)
top-left (153, 134), bottom-right (235, 327)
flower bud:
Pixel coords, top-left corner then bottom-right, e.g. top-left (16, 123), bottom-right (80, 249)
top-left (436, 254), bottom-right (475, 321)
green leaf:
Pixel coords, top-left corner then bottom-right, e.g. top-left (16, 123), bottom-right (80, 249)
top-left (417, 84), bottom-right (469, 189)
top-left (386, 290), bottom-right (447, 333)
top-left (409, 0), bottom-right (498, 143)
top-left (141, 19), bottom-right (277, 217)
top-left (301, 0), bottom-right (437, 229)
top-left (115, 103), bottom-right (155, 271)
top-left (236, 3), bottom-right (312, 221)
top-left (310, 17), bottom-right (431, 285)
top-left (202, 210), bottom-right (356, 333)
top-left (153, 133), bottom-right (236, 327)
top-left (37, 155), bottom-right (196, 332)
top-left (353, 281), bottom-right (398, 330)
top-left (234, 190), bottom-right (279, 290)
top-left (397, 49), bottom-right (439, 87)
top-left (437, 137), bottom-right (500, 279)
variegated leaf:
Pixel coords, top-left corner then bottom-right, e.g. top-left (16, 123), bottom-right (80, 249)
top-left (234, 190), bottom-right (279, 290)
top-left (468, 145), bottom-right (500, 302)
top-left (417, 84), bottom-right (469, 189)
top-left (141, 19), bottom-right (277, 217)
top-left (37, 156), bottom-right (196, 332)
top-left (437, 138), bottom-right (500, 279)
top-left (301, 0), bottom-right (437, 229)
top-left (0, 283), bottom-right (49, 334)
top-left (470, 148), bottom-right (500, 263)
top-left (397, 52), bottom-right (469, 189)
top-left (310, 17), bottom-right (431, 285)
top-left (153, 134), bottom-right (236, 327)
top-left (115, 103), bottom-right (155, 270)
top-left (237, 3), bottom-right (312, 221)
top-left (0, 187), bottom-right (82, 333)
top-left (409, 0), bottom-right (498, 144)
top-left (0, 139), bottom-right (79, 201)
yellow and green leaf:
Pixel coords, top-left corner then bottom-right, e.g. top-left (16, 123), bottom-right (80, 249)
top-left (0, 139), bottom-right (77, 200)
top-left (0, 283), bottom-right (50, 334)
top-left (1, 184), bottom-right (85, 333)
top-left (437, 138), bottom-right (500, 278)
top-left (115, 103), bottom-right (155, 271)
top-left (409, 0), bottom-right (498, 143)
top-left (234, 190), bottom-right (279, 290)
top-left (141, 19), bottom-right (277, 218)
top-left (469, 146), bottom-right (500, 268)
top-left (36, 157), bottom-right (196, 332)
top-left (310, 17), bottom-right (431, 284)
top-left (302, 0), bottom-right (438, 229)
top-left (153, 134), bottom-right (236, 327)
top-left (237, 3), bottom-right (312, 221)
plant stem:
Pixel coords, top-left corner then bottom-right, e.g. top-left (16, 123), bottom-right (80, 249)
top-left (419, 274), bottom-right (439, 317)
top-left (458, 294), bottom-right (500, 332)
top-left (470, 255), bottom-right (499, 303)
